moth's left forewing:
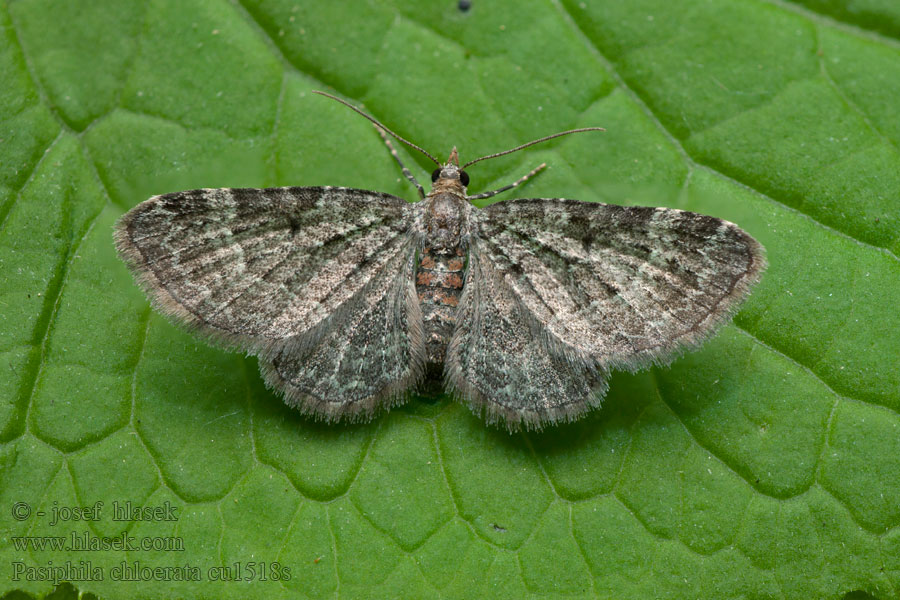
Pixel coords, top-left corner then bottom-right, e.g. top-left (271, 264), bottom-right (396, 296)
top-left (468, 198), bottom-right (766, 372)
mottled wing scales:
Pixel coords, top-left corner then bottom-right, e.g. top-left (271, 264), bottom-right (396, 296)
top-left (260, 237), bottom-right (423, 422)
top-left (115, 186), bottom-right (413, 355)
top-left (116, 186), bottom-right (426, 418)
top-left (448, 198), bottom-right (764, 429)
top-left (471, 199), bottom-right (765, 371)
top-left (445, 249), bottom-right (608, 430)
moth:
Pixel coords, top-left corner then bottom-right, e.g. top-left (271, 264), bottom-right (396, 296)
top-left (115, 91), bottom-right (765, 431)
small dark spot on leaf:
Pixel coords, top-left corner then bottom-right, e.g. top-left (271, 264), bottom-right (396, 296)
top-left (491, 523), bottom-right (507, 532)
top-left (458, 0), bottom-right (472, 12)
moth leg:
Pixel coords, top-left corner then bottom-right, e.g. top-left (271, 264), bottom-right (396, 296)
top-left (467, 162), bottom-right (546, 201)
top-left (375, 125), bottom-right (425, 199)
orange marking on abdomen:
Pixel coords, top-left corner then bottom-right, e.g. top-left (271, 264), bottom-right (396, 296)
top-left (416, 246), bottom-right (465, 367)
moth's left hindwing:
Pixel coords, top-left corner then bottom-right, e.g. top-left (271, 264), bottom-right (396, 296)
top-left (115, 186), bottom-right (425, 418)
top-left (444, 246), bottom-right (609, 430)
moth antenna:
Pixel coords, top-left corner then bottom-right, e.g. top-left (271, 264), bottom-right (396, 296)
top-left (312, 90), bottom-right (441, 166)
top-left (462, 127), bottom-right (605, 169)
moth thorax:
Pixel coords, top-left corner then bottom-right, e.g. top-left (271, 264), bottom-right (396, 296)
top-left (425, 192), bottom-right (464, 251)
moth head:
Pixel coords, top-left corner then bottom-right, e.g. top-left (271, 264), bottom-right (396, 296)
top-left (430, 147), bottom-right (470, 189)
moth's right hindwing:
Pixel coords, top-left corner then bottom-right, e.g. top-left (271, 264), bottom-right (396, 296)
top-left (115, 186), bottom-right (425, 417)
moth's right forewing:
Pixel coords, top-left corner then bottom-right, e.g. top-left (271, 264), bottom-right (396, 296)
top-left (115, 186), bottom-right (416, 356)
top-left (259, 232), bottom-right (425, 423)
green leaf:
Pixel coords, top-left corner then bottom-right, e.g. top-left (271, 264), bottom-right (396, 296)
top-left (2, 0), bottom-right (899, 598)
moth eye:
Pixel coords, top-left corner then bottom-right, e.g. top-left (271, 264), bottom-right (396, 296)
top-left (431, 169), bottom-right (441, 182)
top-left (459, 170), bottom-right (470, 186)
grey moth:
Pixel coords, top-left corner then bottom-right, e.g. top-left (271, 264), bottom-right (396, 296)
top-left (115, 91), bottom-right (764, 431)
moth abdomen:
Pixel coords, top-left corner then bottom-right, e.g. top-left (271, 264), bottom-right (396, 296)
top-left (416, 245), bottom-right (465, 376)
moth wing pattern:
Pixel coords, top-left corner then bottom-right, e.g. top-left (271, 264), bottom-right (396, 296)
top-left (447, 198), bottom-right (765, 429)
top-left (115, 186), bottom-right (426, 419)
top-left (259, 233), bottom-right (424, 422)
top-left (444, 245), bottom-right (610, 430)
